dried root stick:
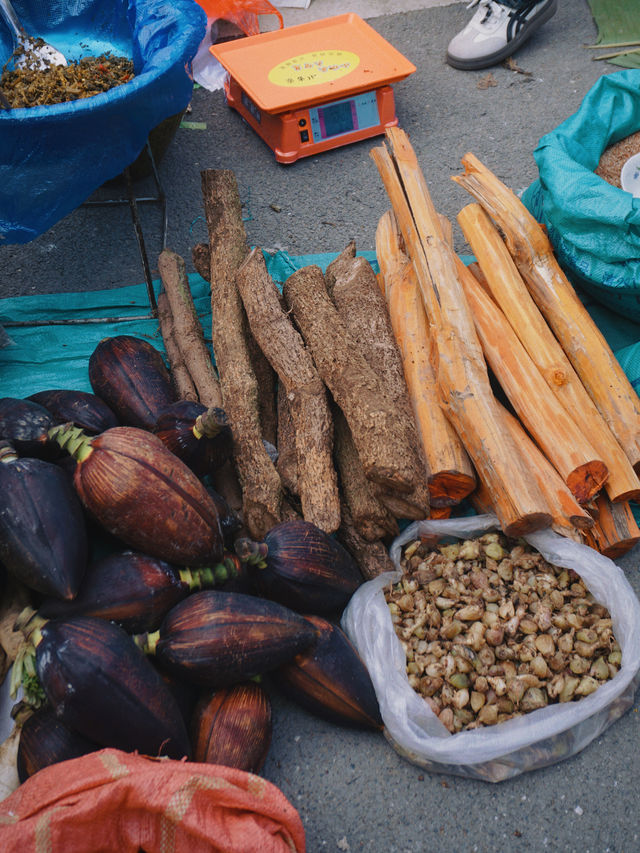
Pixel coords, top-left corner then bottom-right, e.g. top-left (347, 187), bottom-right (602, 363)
top-left (283, 264), bottom-right (418, 494)
top-left (336, 502), bottom-right (396, 580)
top-left (331, 253), bottom-right (430, 518)
top-left (333, 405), bottom-right (398, 541)
top-left (200, 168), bottom-right (278, 442)
top-left (235, 248), bottom-right (341, 533)
top-left (275, 382), bottom-right (299, 499)
top-left (157, 248), bottom-right (223, 408)
top-left (156, 291), bottom-right (198, 402)
top-left (201, 169), bottom-right (288, 539)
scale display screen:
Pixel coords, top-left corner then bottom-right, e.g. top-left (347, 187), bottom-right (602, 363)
top-left (309, 91), bottom-right (380, 141)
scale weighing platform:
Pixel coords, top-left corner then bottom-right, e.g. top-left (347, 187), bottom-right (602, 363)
top-left (211, 14), bottom-right (416, 164)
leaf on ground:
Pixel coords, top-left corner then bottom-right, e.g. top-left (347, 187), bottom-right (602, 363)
top-left (504, 56), bottom-right (533, 76)
top-left (477, 72), bottom-right (497, 89)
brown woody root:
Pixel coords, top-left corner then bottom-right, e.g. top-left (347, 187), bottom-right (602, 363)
top-left (335, 502), bottom-right (396, 580)
top-left (201, 169), bottom-right (289, 539)
top-left (333, 405), bottom-right (398, 542)
top-left (275, 382), bottom-right (299, 499)
top-left (235, 248), bottom-right (341, 534)
top-left (324, 240), bottom-right (356, 296)
top-left (156, 291), bottom-right (198, 402)
top-left (157, 248), bottom-right (223, 408)
top-left (331, 253), bottom-right (430, 519)
top-left (282, 263), bottom-right (419, 495)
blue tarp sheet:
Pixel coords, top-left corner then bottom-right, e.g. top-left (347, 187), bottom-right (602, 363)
top-left (0, 0), bottom-right (206, 244)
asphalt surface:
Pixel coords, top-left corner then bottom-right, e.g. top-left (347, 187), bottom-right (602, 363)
top-left (3, 2), bottom-right (640, 852)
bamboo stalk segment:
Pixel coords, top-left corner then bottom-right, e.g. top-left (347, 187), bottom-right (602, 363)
top-left (282, 263), bottom-right (419, 495)
top-left (453, 152), bottom-right (640, 474)
top-left (457, 202), bottom-right (640, 504)
top-left (235, 248), bottom-right (341, 534)
top-left (376, 209), bottom-right (476, 507)
top-left (456, 256), bottom-right (608, 503)
top-left (582, 494), bottom-right (640, 559)
top-left (371, 128), bottom-right (552, 537)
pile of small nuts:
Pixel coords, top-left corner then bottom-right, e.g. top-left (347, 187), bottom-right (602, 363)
top-left (385, 532), bottom-right (622, 733)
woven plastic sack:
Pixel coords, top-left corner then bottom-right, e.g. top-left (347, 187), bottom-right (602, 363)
top-left (341, 514), bottom-right (640, 783)
top-left (521, 69), bottom-right (640, 320)
top-left (191, 0), bottom-right (283, 92)
top-left (0, 0), bottom-right (206, 245)
top-left (0, 748), bottom-right (306, 852)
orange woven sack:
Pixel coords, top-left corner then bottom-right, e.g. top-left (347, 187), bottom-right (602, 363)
top-left (193, 0), bottom-right (284, 36)
top-left (0, 748), bottom-right (306, 852)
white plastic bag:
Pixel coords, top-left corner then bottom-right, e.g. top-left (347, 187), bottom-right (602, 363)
top-left (341, 514), bottom-right (640, 782)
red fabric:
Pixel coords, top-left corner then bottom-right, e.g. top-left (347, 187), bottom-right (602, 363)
top-left (193, 0), bottom-right (284, 36)
top-left (0, 749), bottom-right (305, 853)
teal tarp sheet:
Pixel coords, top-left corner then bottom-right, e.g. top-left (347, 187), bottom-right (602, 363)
top-left (2, 248), bottom-right (640, 525)
top-left (0, 250), bottom-right (377, 398)
top-left (2, 248), bottom-right (640, 398)
top-left (2, 244), bottom-right (640, 398)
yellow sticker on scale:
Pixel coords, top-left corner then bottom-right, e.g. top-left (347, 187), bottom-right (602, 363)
top-left (268, 50), bottom-right (360, 87)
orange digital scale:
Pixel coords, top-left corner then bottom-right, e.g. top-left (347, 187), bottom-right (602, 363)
top-left (210, 14), bottom-right (416, 164)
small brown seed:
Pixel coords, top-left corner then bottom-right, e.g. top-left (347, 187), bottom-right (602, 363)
top-left (470, 691), bottom-right (486, 712)
top-left (520, 687), bottom-right (548, 712)
top-left (575, 676), bottom-right (600, 697)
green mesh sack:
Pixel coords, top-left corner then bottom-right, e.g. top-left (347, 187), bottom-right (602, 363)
top-left (521, 70), bottom-right (640, 321)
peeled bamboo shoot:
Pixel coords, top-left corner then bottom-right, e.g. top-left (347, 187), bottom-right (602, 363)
top-left (371, 128), bottom-right (552, 536)
top-left (458, 202), bottom-right (640, 504)
top-left (375, 210), bottom-right (476, 507)
top-left (453, 152), bottom-right (640, 474)
top-left (457, 256), bottom-right (608, 504)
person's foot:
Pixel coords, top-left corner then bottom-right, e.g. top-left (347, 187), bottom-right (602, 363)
top-left (446, 0), bottom-right (558, 70)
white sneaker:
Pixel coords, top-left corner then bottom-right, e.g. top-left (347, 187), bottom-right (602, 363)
top-left (446, 0), bottom-right (558, 70)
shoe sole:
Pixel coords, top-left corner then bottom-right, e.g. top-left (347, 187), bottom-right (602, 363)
top-left (445, 0), bottom-right (558, 71)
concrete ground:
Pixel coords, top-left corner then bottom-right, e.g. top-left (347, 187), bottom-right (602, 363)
top-left (3, 1), bottom-right (640, 851)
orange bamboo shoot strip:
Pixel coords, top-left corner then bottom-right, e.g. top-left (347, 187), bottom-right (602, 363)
top-left (235, 248), bottom-right (341, 534)
top-left (499, 404), bottom-right (594, 531)
top-left (453, 152), bottom-right (640, 474)
top-left (371, 128), bottom-right (552, 537)
top-left (375, 209), bottom-right (476, 507)
top-left (457, 203), bottom-right (640, 504)
top-left (456, 255), bottom-right (608, 503)
top-left (582, 494), bottom-right (640, 559)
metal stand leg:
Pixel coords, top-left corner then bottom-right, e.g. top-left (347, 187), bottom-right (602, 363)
top-left (4, 141), bottom-right (167, 328)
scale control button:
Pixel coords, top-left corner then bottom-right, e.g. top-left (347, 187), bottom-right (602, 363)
top-left (300, 129), bottom-right (309, 143)
top-left (298, 118), bottom-right (307, 127)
